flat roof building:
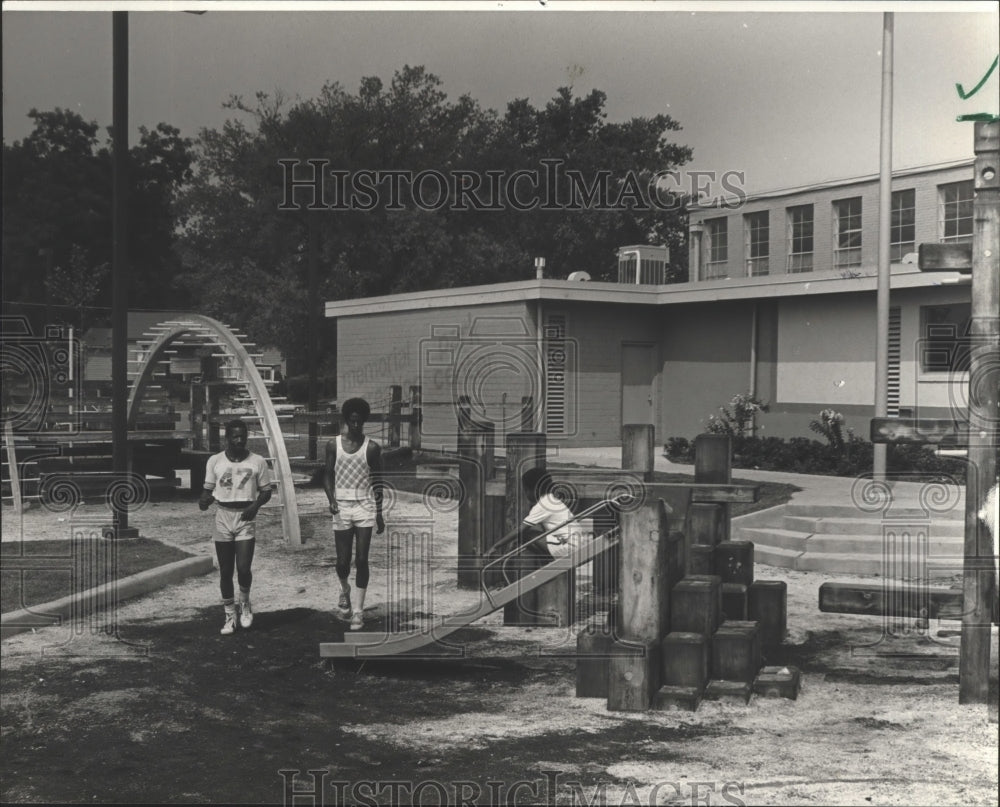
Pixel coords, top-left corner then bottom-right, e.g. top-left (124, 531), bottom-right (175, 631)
top-left (325, 160), bottom-right (974, 449)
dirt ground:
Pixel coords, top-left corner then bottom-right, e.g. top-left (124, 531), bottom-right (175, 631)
top-left (1, 487), bottom-right (998, 806)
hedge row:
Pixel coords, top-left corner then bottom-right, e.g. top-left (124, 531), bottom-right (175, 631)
top-left (664, 435), bottom-right (968, 483)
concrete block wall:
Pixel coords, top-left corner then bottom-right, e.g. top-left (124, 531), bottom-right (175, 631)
top-left (336, 301), bottom-right (535, 451)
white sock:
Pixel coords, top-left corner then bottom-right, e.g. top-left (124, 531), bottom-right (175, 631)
top-left (351, 587), bottom-right (367, 615)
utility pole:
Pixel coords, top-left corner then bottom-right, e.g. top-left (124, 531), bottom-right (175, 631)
top-left (109, 10), bottom-right (138, 539)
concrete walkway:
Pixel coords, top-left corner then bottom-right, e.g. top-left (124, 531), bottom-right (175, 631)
top-left (550, 444), bottom-right (965, 507)
top-left (549, 445), bottom-right (969, 578)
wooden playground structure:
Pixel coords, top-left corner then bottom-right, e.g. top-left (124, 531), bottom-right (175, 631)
top-left (321, 423), bottom-right (798, 712)
top-left (819, 121), bottom-right (999, 714)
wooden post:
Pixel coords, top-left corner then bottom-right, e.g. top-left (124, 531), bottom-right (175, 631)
top-left (960, 121), bottom-right (1000, 706)
top-left (388, 384), bottom-right (402, 449)
top-left (520, 395), bottom-right (534, 432)
top-left (607, 498), bottom-right (674, 711)
top-left (622, 424), bottom-right (655, 482)
top-left (408, 385), bottom-right (422, 451)
top-left (207, 384), bottom-right (221, 453)
top-left (595, 424), bottom-right (655, 599)
top-left (690, 433), bottom-right (732, 547)
top-left (189, 382), bottom-right (205, 451)
top-left (4, 421), bottom-right (22, 515)
top-left (503, 432), bottom-right (547, 625)
top-left (457, 416), bottom-right (487, 590)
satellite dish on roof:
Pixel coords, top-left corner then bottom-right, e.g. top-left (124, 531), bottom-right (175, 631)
top-left (902, 252), bottom-right (919, 265)
top-left (567, 271), bottom-right (591, 282)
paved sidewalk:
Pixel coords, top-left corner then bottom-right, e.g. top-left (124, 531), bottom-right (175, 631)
top-left (548, 445), bottom-right (967, 512)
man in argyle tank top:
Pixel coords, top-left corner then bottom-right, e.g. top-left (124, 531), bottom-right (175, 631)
top-left (323, 397), bottom-right (384, 631)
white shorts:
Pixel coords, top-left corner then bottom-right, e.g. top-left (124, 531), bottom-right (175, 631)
top-left (332, 500), bottom-right (376, 531)
top-left (215, 506), bottom-right (256, 542)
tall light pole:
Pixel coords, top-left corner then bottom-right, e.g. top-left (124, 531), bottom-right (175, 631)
top-left (109, 10), bottom-right (139, 539)
top-left (873, 12), bottom-right (893, 482)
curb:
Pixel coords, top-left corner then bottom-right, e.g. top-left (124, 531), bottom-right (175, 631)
top-left (1, 555), bottom-right (215, 640)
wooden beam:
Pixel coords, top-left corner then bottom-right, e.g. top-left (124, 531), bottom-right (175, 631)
top-left (870, 417), bottom-right (973, 446)
top-left (546, 468), bottom-right (757, 504)
top-left (918, 242), bottom-right (973, 273)
top-left (819, 582), bottom-right (965, 620)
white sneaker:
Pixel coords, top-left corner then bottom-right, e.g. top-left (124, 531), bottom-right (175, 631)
top-left (221, 612), bottom-right (237, 635)
top-left (350, 610), bottom-right (364, 631)
top-left (239, 601), bottom-right (253, 629)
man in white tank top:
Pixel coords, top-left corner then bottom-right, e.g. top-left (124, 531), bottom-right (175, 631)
top-left (324, 398), bottom-right (384, 630)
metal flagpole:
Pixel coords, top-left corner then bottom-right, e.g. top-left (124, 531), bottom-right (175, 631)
top-left (873, 12), bottom-right (893, 482)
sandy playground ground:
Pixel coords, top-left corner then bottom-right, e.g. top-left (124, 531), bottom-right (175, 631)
top-left (1, 486), bottom-right (998, 806)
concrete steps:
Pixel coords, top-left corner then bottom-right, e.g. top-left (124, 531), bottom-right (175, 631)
top-left (734, 493), bottom-right (967, 578)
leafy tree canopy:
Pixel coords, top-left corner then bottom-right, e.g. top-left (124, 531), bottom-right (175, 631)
top-left (2, 108), bottom-right (195, 326)
top-left (178, 66), bottom-right (692, 361)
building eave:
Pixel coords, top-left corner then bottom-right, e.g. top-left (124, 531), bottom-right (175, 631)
top-left (326, 267), bottom-right (967, 318)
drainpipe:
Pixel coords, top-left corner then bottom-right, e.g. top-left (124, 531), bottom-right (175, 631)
top-left (749, 302), bottom-right (759, 436)
top-left (534, 258), bottom-right (545, 432)
top-left (689, 224), bottom-right (704, 282)
top-left (536, 299), bottom-right (544, 433)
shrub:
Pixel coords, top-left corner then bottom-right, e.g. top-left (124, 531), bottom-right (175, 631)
top-left (810, 408), bottom-right (846, 451)
top-left (664, 437), bottom-right (693, 462)
top-left (704, 393), bottom-right (769, 439)
top-left (662, 432), bottom-right (966, 482)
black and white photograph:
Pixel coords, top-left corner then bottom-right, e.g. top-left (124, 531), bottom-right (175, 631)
top-left (2, 1), bottom-right (998, 804)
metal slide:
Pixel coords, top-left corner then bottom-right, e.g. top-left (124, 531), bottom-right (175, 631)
top-left (319, 497), bottom-right (626, 658)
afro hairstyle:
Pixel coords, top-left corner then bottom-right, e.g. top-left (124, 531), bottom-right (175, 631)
top-left (340, 397), bottom-right (371, 422)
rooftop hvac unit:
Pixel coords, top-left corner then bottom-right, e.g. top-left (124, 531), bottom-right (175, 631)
top-left (567, 271), bottom-right (591, 282)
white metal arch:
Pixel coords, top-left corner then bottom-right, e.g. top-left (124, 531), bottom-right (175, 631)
top-left (127, 314), bottom-right (301, 546)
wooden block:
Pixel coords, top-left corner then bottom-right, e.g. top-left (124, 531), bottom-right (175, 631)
top-left (534, 570), bottom-right (576, 628)
top-left (654, 685), bottom-right (702, 712)
top-left (618, 500), bottom-right (675, 643)
top-left (608, 641), bottom-right (660, 712)
top-left (712, 621), bottom-right (761, 683)
top-left (576, 625), bottom-right (646, 698)
top-left (661, 631), bottom-right (709, 689)
top-left (502, 556), bottom-right (546, 626)
top-left (688, 544), bottom-right (715, 576)
top-left (750, 580), bottom-right (787, 647)
top-left (715, 541), bottom-right (754, 585)
top-left (703, 680), bottom-right (752, 704)
top-left (817, 581), bottom-right (960, 621)
top-left (670, 575), bottom-right (721, 637)
top-left (753, 666), bottom-right (801, 700)
top-left (721, 583), bottom-right (749, 621)
top-left (918, 242), bottom-right (972, 273)
top-left (664, 530), bottom-right (687, 594)
top-left (576, 628), bottom-right (610, 698)
top-left (688, 503), bottom-right (728, 547)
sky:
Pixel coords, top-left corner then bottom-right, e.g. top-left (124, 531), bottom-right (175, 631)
top-left (2, 1), bottom-right (998, 195)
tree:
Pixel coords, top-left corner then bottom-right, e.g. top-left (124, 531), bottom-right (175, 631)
top-left (176, 67), bottom-right (694, 364)
top-left (44, 245), bottom-right (110, 333)
top-left (2, 109), bottom-right (195, 325)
